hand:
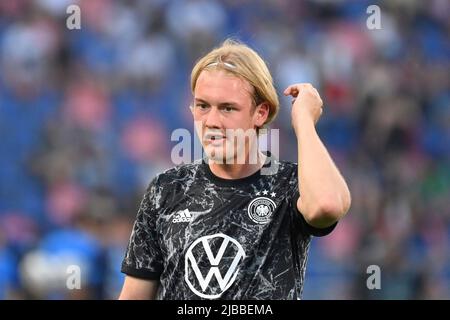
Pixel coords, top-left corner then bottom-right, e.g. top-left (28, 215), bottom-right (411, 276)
top-left (283, 83), bottom-right (323, 131)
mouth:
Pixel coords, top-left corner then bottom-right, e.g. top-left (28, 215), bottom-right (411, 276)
top-left (204, 133), bottom-right (226, 144)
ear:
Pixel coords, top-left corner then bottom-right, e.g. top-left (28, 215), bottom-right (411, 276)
top-left (189, 104), bottom-right (194, 116)
top-left (254, 102), bottom-right (270, 128)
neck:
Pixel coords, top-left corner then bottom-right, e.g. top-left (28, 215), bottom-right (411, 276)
top-left (208, 151), bottom-right (266, 180)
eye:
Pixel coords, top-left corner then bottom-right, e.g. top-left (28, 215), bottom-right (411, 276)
top-left (222, 106), bottom-right (235, 113)
top-left (196, 103), bottom-right (209, 111)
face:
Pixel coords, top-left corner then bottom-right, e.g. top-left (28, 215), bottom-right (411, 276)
top-left (192, 69), bottom-right (268, 164)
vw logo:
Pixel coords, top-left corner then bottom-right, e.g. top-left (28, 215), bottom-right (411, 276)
top-left (185, 233), bottom-right (246, 299)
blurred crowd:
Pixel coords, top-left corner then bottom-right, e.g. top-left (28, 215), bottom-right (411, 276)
top-left (0, 0), bottom-right (449, 299)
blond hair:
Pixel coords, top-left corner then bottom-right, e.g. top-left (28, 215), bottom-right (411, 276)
top-left (190, 39), bottom-right (279, 126)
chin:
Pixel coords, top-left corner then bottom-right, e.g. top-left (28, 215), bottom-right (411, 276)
top-left (204, 143), bottom-right (236, 164)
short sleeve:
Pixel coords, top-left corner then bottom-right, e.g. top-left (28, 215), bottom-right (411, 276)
top-left (286, 164), bottom-right (337, 237)
top-left (121, 177), bottom-right (164, 280)
top-left (291, 190), bottom-right (337, 237)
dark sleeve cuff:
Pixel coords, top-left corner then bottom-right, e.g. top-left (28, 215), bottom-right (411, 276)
top-left (292, 192), bottom-right (338, 237)
top-left (121, 264), bottom-right (161, 280)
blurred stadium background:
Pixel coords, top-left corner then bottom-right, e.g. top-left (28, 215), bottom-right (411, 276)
top-left (0, 0), bottom-right (449, 299)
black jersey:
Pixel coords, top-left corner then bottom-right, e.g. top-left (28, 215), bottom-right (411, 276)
top-left (121, 154), bottom-right (337, 300)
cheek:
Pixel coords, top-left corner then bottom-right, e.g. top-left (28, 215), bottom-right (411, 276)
top-left (247, 112), bottom-right (258, 127)
top-left (192, 112), bottom-right (206, 126)
top-left (191, 110), bottom-right (201, 120)
top-left (234, 112), bottom-right (253, 123)
top-left (193, 118), bottom-right (204, 133)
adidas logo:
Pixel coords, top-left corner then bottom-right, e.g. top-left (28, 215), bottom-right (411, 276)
top-left (172, 209), bottom-right (193, 223)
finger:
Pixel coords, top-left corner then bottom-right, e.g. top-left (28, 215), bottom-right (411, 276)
top-left (284, 83), bottom-right (314, 96)
top-left (284, 83), bottom-right (310, 95)
top-left (283, 85), bottom-right (299, 96)
top-left (283, 85), bottom-right (294, 95)
top-left (283, 85), bottom-right (297, 96)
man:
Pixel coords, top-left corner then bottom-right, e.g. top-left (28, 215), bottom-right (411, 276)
top-left (119, 39), bottom-right (351, 300)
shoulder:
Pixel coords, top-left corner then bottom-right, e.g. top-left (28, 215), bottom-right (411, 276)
top-left (266, 159), bottom-right (298, 196)
top-left (148, 160), bottom-right (203, 187)
top-left (277, 159), bottom-right (297, 171)
top-left (272, 159), bottom-right (298, 178)
top-left (141, 161), bottom-right (203, 208)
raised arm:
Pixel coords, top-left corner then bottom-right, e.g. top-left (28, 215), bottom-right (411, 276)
top-left (285, 83), bottom-right (351, 229)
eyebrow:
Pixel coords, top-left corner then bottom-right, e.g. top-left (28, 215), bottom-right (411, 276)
top-left (194, 98), bottom-right (240, 107)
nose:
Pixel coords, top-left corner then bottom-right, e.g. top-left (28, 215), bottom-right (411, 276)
top-left (205, 106), bottom-right (222, 129)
